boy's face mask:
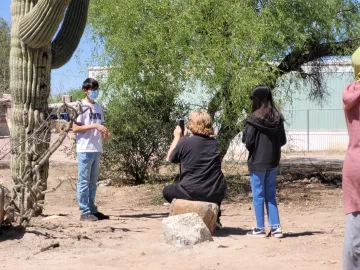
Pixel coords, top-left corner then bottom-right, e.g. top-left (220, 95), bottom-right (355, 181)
top-left (88, 90), bottom-right (99, 100)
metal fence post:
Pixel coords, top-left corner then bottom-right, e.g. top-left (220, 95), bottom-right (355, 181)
top-left (62, 95), bottom-right (72, 103)
top-left (307, 109), bottom-right (310, 151)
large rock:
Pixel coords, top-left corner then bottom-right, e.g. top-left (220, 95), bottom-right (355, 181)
top-left (162, 213), bottom-right (213, 248)
top-left (170, 199), bottom-right (219, 233)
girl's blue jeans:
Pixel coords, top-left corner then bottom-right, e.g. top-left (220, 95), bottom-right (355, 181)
top-left (250, 167), bottom-right (281, 229)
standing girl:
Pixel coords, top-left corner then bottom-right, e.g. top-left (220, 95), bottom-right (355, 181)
top-left (242, 85), bottom-right (287, 238)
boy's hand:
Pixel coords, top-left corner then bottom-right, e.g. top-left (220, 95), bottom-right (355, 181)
top-left (103, 131), bottom-right (111, 140)
top-left (96, 124), bottom-right (108, 134)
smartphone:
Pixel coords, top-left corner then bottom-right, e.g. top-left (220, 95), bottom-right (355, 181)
top-left (179, 119), bottom-right (185, 136)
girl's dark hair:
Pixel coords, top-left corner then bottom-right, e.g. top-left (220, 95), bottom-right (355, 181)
top-left (82, 78), bottom-right (99, 91)
top-left (250, 85), bottom-right (283, 122)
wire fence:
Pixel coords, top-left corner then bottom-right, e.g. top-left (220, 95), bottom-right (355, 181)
top-left (283, 109), bottom-right (347, 151)
top-left (224, 109), bottom-right (348, 159)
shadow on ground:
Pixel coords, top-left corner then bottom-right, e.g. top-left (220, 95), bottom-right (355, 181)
top-left (115, 212), bottom-right (169, 219)
top-left (215, 227), bottom-right (248, 237)
top-left (0, 225), bottom-right (25, 242)
top-left (283, 231), bottom-right (325, 238)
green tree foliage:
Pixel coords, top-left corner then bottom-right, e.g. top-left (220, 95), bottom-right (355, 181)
top-left (89, 0), bottom-right (360, 161)
top-left (68, 88), bottom-right (86, 101)
top-left (0, 17), bottom-right (10, 94)
top-left (50, 88), bottom-right (85, 103)
top-left (101, 89), bottom-right (187, 185)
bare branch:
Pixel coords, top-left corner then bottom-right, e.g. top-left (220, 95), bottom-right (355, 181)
top-left (0, 100), bottom-right (88, 228)
top-left (278, 39), bottom-right (359, 73)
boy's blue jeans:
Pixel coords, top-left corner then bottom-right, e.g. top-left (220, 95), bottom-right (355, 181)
top-left (77, 152), bottom-right (101, 215)
top-left (250, 167), bottom-right (281, 229)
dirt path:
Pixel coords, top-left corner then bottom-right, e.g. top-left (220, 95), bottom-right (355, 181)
top-left (0, 160), bottom-right (345, 270)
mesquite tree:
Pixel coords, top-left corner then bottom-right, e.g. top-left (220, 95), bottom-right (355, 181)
top-left (90, 0), bottom-right (360, 161)
top-left (10, 0), bottom-right (89, 215)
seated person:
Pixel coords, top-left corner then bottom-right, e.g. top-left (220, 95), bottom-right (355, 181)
top-left (163, 110), bottom-right (227, 227)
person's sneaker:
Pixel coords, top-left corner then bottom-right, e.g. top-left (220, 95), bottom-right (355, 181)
top-left (80, 213), bottom-right (98, 221)
top-left (246, 228), bottom-right (267, 237)
top-left (93, 211), bottom-right (110, 220)
top-left (271, 226), bottom-right (283, 238)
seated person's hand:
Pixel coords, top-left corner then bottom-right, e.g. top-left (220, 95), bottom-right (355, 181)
top-left (173, 126), bottom-right (188, 138)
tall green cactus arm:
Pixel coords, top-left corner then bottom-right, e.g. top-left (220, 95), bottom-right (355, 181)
top-left (18, 0), bottom-right (71, 48)
top-left (51, 0), bottom-right (90, 69)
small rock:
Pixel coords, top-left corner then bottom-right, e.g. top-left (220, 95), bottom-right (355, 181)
top-left (162, 213), bottom-right (213, 248)
top-left (140, 252), bottom-right (146, 255)
top-left (97, 179), bottom-right (111, 187)
top-left (302, 178), bottom-right (310, 183)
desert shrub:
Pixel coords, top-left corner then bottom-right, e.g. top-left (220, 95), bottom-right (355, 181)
top-left (101, 91), bottom-right (188, 185)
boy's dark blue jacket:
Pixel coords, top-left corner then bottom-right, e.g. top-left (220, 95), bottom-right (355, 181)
top-left (242, 116), bottom-right (287, 171)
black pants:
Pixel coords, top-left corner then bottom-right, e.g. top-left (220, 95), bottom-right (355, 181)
top-left (162, 183), bottom-right (222, 219)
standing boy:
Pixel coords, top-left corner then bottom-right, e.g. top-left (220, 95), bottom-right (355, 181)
top-left (72, 78), bottom-right (110, 221)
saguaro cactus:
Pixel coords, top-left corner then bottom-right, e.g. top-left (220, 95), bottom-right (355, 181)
top-left (10, 0), bottom-right (89, 216)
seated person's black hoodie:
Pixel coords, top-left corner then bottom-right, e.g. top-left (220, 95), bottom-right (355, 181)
top-left (242, 116), bottom-right (287, 171)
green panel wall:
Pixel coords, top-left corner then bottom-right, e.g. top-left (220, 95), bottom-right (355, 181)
top-left (281, 72), bottom-right (353, 130)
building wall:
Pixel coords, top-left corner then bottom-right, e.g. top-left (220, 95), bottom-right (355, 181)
top-left (278, 66), bottom-right (352, 152)
top-left (282, 70), bottom-right (352, 131)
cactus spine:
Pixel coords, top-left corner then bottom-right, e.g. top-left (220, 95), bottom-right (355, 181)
top-left (10, 0), bottom-right (89, 215)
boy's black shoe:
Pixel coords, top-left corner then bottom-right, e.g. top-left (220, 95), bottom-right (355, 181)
top-left (93, 211), bottom-right (110, 220)
top-left (80, 213), bottom-right (98, 222)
